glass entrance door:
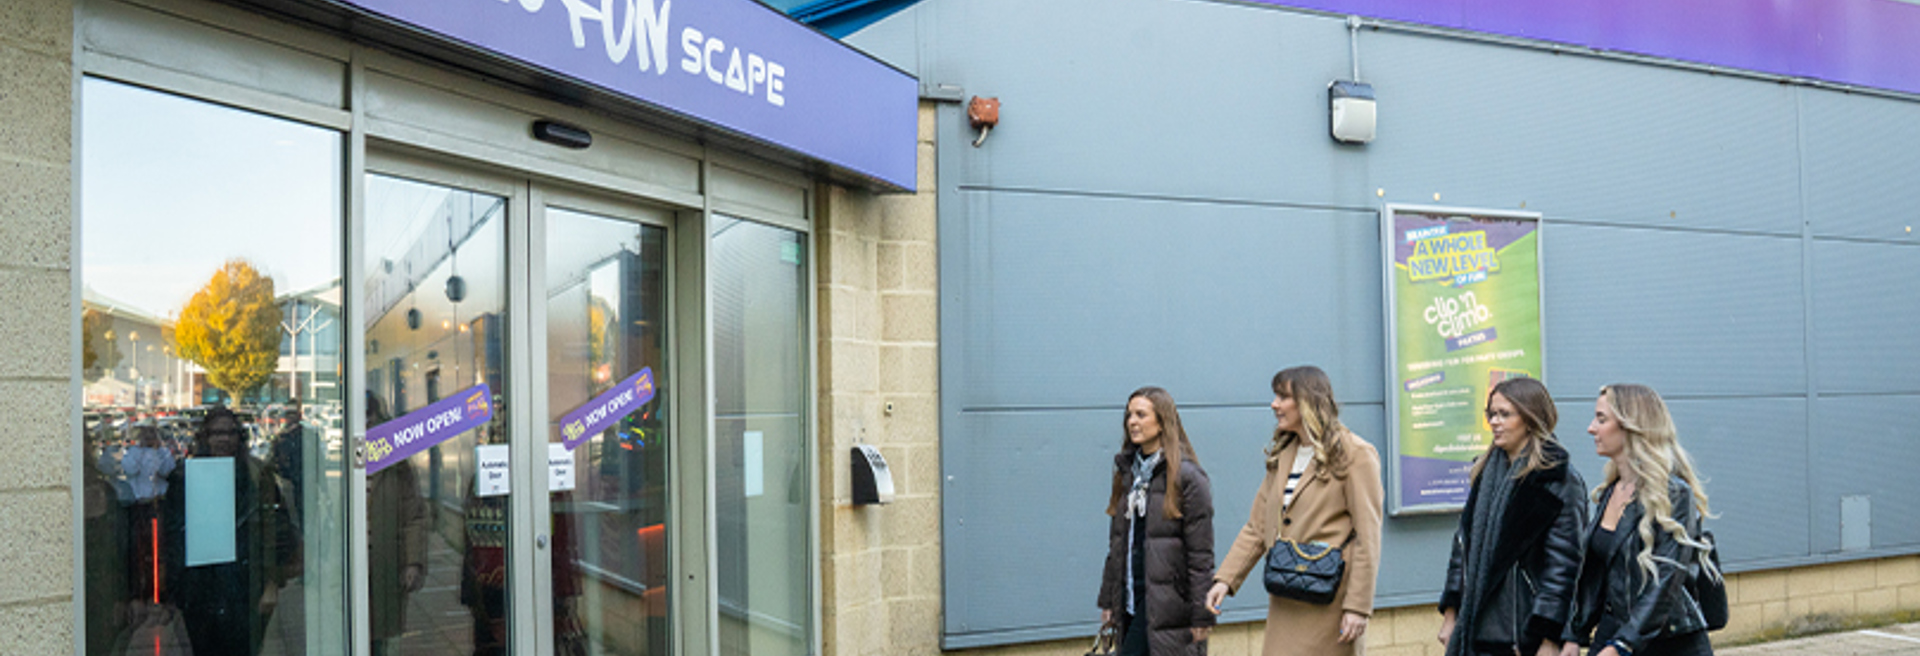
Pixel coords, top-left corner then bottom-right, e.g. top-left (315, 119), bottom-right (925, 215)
top-left (359, 156), bottom-right (681, 656)
top-left (538, 200), bottom-right (674, 656)
top-left (362, 169), bottom-right (517, 656)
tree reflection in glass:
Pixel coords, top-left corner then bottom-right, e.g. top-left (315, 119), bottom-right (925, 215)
top-left (80, 77), bottom-right (345, 655)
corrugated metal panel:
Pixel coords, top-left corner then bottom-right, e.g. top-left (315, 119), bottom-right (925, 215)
top-left (1649, 398), bottom-right (1813, 563)
top-left (1801, 91), bottom-right (1920, 243)
top-left (877, 0), bottom-right (1920, 646)
top-left (1541, 224), bottom-right (1808, 398)
top-left (1366, 34), bottom-right (1802, 235)
top-left (1811, 396), bottom-right (1920, 552)
top-left (906, 0), bottom-right (1375, 208)
top-left (942, 403), bottom-right (1388, 645)
top-left (958, 192), bottom-right (1382, 409)
top-left (1812, 240), bottom-right (1920, 394)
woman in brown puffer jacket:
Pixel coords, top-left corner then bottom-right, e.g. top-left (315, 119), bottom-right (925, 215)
top-left (1099, 386), bottom-right (1216, 656)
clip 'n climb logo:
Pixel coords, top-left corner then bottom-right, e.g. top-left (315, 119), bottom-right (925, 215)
top-left (634, 369), bottom-right (655, 398)
top-left (465, 390), bottom-right (491, 417)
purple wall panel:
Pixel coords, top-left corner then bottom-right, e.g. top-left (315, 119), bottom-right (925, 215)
top-left (1260, 0), bottom-right (1920, 96)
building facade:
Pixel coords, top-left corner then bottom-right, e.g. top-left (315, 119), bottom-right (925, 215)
top-left (8, 0), bottom-right (1920, 655)
top-left (840, 1), bottom-right (1920, 655)
top-left (1, 0), bottom-right (938, 654)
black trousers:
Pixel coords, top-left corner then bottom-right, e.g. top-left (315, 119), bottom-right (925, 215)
top-left (1594, 617), bottom-right (1713, 656)
top-left (1120, 611), bottom-right (1150, 656)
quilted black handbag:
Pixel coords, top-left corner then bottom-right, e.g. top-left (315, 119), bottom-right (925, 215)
top-left (1263, 538), bottom-right (1345, 604)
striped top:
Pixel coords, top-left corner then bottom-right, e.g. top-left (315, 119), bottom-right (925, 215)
top-left (1283, 446), bottom-right (1314, 509)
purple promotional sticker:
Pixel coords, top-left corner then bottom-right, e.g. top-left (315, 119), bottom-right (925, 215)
top-left (366, 384), bottom-right (494, 474)
top-left (560, 367), bottom-right (657, 451)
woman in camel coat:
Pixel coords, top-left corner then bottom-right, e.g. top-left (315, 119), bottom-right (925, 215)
top-left (1208, 366), bottom-right (1385, 656)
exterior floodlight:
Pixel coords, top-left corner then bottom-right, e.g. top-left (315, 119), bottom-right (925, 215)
top-left (1329, 80), bottom-right (1376, 144)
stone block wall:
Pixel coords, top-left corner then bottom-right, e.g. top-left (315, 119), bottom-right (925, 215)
top-left (818, 99), bottom-right (942, 656)
top-left (0, 0), bottom-right (76, 653)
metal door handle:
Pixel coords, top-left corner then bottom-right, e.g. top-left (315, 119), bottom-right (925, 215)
top-left (536, 534), bottom-right (549, 549)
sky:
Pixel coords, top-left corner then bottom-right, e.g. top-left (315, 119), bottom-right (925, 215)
top-left (82, 78), bottom-right (342, 318)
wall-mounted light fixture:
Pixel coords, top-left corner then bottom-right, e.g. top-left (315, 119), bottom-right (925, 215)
top-left (532, 119), bottom-right (593, 149)
top-left (1329, 81), bottom-right (1376, 144)
top-left (1330, 16), bottom-right (1376, 145)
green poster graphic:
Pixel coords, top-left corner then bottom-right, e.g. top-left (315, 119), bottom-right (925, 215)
top-left (1383, 206), bottom-right (1544, 514)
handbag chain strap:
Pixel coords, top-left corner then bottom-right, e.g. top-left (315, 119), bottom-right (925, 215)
top-left (1281, 538), bottom-right (1337, 561)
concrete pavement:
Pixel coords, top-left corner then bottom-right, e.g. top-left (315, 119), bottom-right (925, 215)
top-left (1720, 622), bottom-right (1920, 656)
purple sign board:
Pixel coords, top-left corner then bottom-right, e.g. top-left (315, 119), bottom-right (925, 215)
top-left (1253, 0), bottom-right (1920, 97)
top-left (332, 0), bottom-right (918, 190)
top-left (367, 384), bottom-right (495, 474)
top-left (560, 367), bottom-right (657, 451)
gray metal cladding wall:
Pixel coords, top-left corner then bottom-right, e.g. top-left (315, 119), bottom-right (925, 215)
top-left (847, 0), bottom-right (1920, 648)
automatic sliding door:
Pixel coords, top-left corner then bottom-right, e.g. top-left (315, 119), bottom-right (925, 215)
top-left (542, 205), bottom-right (673, 656)
top-left (363, 173), bottom-right (515, 656)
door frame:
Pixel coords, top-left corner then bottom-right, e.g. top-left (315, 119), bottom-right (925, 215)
top-left (357, 146), bottom-right (703, 656)
top-left (73, 3), bottom-right (818, 652)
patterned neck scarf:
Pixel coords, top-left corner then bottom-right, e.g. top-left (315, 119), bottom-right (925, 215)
top-left (1129, 450), bottom-right (1164, 517)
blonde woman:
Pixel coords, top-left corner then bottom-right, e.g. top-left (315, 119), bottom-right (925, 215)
top-left (1206, 366), bottom-right (1384, 656)
top-left (1564, 384), bottom-right (1718, 656)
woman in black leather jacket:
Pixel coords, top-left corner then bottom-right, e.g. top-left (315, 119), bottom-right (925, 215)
top-left (1565, 384), bottom-right (1718, 656)
top-left (1439, 378), bottom-right (1588, 656)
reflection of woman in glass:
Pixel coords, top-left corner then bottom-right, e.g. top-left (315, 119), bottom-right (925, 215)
top-left (82, 426), bottom-right (131, 656)
top-left (162, 406), bottom-right (291, 656)
top-left (1437, 378), bottom-right (1587, 656)
top-left (1564, 385), bottom-right (1718, 656)
top-left (367, 394), bottom-right (429, 655)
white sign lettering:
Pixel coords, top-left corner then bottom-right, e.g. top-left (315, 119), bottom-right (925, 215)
top-left (493, 0), bottom-right (788, 107)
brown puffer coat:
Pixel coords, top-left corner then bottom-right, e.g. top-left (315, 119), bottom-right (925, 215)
top-left (1099, 453), bottom-right (1216, 656)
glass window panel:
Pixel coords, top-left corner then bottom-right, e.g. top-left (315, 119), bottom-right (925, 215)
top-left (544, 207), bottom-right (671, 656)
top-left (710, 217), bottom-right (810, 656)
top-left (79, 77), bottom-right (346, 655)
top-left (364, 173), bottom-right (512, 656)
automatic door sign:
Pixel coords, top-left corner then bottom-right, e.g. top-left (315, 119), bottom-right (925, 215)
top-left (366, 384), bottom-right (494, 474)
top-left (560, 367), bottom-right (657, 451)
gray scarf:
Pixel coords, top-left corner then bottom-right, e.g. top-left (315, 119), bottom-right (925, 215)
top-left (1129, 450), bottom-right (1164, 517)
top-left (1447, 448), bottom-right (1517, 656)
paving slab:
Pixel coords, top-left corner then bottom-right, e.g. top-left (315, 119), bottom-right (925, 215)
top-left (1721, 622), bottom-right (1920, 656)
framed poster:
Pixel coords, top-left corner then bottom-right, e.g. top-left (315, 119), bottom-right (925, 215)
top-left (1381, 204), bottom-right (1544, 515)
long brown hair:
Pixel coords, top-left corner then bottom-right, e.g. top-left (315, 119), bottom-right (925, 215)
top-left (1268, 366), bottom-right (1349, 479)
top-left (1469, 377), bottom-right (1565, 484)
top-left (1106, 386), bottom-right (1202, 518)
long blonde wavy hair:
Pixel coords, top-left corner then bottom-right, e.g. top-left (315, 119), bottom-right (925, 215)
top-left (1595, 384), bottom-right (1720, 586)
top-left (1268, 366), bottom-right (1350, 479)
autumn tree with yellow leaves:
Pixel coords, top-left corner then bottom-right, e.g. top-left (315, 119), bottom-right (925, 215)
top-left (175, 259), bottom-right (283, 400)
top-left (82, 308), bottom-right (122, 383)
